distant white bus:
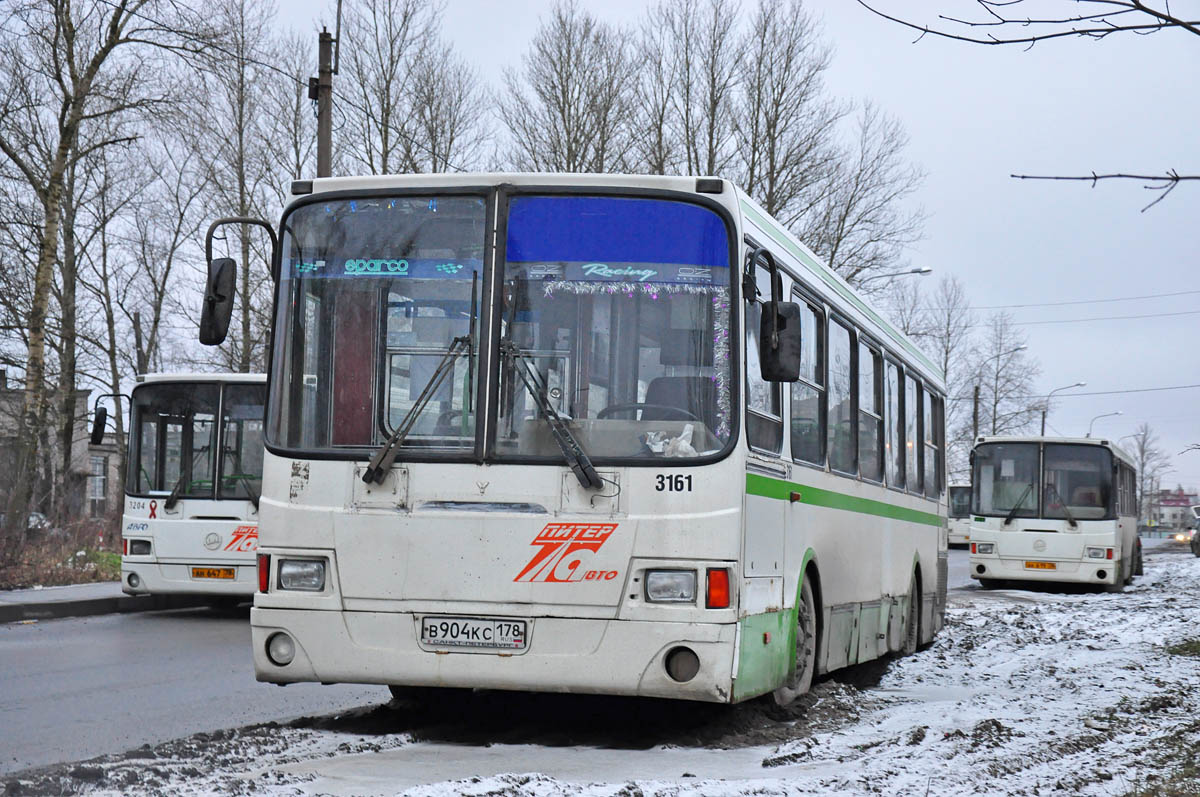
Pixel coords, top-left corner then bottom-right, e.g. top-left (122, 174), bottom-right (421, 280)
top-left (948, 484), bottom-right (971, 546)
top-left (119, 373), bottom-right (266, 599)
top-left (198, 174), bottom-right (947, 703)
top-left (968, 436), bottom-right (1141, 590)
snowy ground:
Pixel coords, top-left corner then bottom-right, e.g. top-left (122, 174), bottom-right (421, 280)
top-left (5, 542), bottom-right (1200, 797)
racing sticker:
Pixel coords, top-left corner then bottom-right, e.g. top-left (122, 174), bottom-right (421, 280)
top-left (223, 525), bottom-right (258, 552)
top-left (514, 522), bottom-right (618, 583)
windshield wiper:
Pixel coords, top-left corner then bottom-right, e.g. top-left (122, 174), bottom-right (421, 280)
top-left (1044, 482), bottom-right (1077, 528)
top-left (1003, 483), bottom-right (1035, 526)
top-left (363, 334), bottom-right (471, 484)
top-left (500, 340), bottom-right (602, 490)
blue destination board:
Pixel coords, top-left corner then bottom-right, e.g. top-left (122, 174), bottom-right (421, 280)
top-left (506, 196), bottom-right (730, 275)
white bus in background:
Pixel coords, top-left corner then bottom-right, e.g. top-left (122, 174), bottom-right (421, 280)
top-left (968, 436), bottom-right (1142, 591)
top-left (198, 173), bottom-right (947, 704)
top-left (1191, 506), bottom-right (1200, 556)
top-left (115, 373), bottom-right (266, 601)
top-left (948, 484), bottom-right (971, 547)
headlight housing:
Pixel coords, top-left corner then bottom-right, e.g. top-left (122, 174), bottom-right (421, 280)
top-left (1086, 547), bottom-right (1106, 559)
top-left (974, 543), bottom-right (995, 555)
top-left (277, 559), bottom-right (326, 591)
top-left (645, 570), bottom-right (696, 603)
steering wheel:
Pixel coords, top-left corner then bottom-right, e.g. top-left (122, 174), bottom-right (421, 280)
top-left (596, 403), bottom-right (700, 422)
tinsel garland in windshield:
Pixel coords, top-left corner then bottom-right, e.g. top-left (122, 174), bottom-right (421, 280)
top-left (540, 280), bottom-right (732, 440)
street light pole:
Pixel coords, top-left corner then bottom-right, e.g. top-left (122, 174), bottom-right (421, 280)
top-left (1040, 381), bottom-right (1086, 435)
top-left (856, 267), bottom-right (933, 286)
top-left (1086, 410), bottom-right (1122, 437)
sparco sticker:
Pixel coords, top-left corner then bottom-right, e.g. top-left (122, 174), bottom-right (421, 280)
top-left (514, 522), bottom-right (618, 583)
top-left (223, 525), bottom-right (258, 552)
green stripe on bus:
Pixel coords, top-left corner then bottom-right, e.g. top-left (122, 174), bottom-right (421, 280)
top-left (745, 472), bottom-right (943, 527)
top-left (738, 201), bottom-right (942, 381)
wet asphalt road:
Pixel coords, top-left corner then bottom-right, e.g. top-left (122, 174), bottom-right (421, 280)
top-left (4, 543), bottom-right (1164, 777)
top-left (0, 606), bottom-right (388, 775)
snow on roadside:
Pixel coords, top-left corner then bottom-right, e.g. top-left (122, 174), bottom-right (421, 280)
top-left (5, 547), bottom-right (1200, 797)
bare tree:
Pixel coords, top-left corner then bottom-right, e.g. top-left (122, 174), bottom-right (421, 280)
top-left (974, 312), bottom-right (1041, 436)
top-left (404, 40), bottom-right (489, 172)
top-left (631, 7), bottom-right (683, 174)
top-left (340, 0), bottom-right (439, 175)
top-left (919, 276), bottom-right (976, 479)
top-left (801, 102), bottom-right (927, 289)
top-left (1127, 422), bottom-right (1171, 523)
top-left (855, 0), bottom-right (1199, 208)
top-left (735, 0), bottom-right (844, 224)
top-left (0, 0), bottom-right (212, 549)
top-left (499, 1), bottom-right (638, 173)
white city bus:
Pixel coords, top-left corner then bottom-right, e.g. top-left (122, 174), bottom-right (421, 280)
top-left (968, 436), bottom-right (1142, 590)
top-left (199, 174), bottom-right (947, 704)
top-left (119, 373), bottom-right (266, 599)
top-left (948, 484), bottom-right (971, 546)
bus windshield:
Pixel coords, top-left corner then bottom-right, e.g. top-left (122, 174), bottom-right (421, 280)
top-left (496, 195), bottom-right (732, 460)
top-left (1043, 444), bottom-right (1112, 520)
top-left (972, 442), bottom-right (1039, 519)
top-left (270, 196), bottom-right (486, 452)
top-left (949, 486), bottom-right (971, 518)
top-left (129, 383), bottom-right (219, 497)
top-left (219, 383), bottom-right (266, 500)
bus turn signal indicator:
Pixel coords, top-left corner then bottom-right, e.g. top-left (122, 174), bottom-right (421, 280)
top-left (706, 568), bottom-right (730, 609)
top-left (257, 554), bottom-right (270, 593)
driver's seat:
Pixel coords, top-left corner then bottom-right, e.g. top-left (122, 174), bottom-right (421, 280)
top-left (643, 376), bottom-right (717, 430)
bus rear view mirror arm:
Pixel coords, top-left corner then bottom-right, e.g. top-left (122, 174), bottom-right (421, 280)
top-left (200, 216), bottom-right (280, 346)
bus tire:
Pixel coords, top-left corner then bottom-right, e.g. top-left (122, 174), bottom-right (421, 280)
top-left (902, 576), bottom-right (920, 655)
top-left (977, 578), bottom-right (1000, 590)
top-left (1134, 540), bottom-right (1144, 575)
top-left (773, 577), bottom-right (817, 706)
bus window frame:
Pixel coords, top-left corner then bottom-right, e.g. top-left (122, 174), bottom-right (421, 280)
top-left (788, 283), bottom-right (826, 471)
top-left (826, 313), bottom-right (857, 476)
top-left (744, 246), bottom-right (784, 457)
top-left (884, 356), bottom-right (905, 493)
top-left (125, 380), bottom-right (223, 499)
top-left (856, 334), bottom-right (884, 485)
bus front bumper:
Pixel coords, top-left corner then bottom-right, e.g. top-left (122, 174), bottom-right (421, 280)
top-left (121, 562), bottom-right (257, 596)
top-left (250, 607), bottom-right (738, 703)
top-left (969, 556), bottom-right (1121, 585)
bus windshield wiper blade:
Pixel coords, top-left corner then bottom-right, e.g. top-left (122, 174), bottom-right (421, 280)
top-left (362, 335), bottom-right (471, 484)
top-left (1044, 482), bottom-right (1077, 528)
top-left (500, 340), bottom-right (602, 490)
top-left (1003, 483), bottom-right (1035, 526)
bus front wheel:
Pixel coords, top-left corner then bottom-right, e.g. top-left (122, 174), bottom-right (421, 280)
top-left (773, 577), bottom-right (817, 706)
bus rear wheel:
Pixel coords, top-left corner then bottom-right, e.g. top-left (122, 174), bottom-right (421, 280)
top-left (773, 578), bottom-right (817, 706)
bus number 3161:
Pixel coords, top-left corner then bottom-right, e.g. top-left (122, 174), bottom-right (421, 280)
top-left (655, 474), bottom-right (693, 492)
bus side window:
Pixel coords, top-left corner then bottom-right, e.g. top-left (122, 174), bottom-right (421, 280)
top-left (923, 389), bottom-right (939, 498)
top-left (858, 342), bottom-right (883, 482)
top-left (789, 297), bottom-right (824, 466)
top-left (886, 360), bottom-right (903, 489)
top-left (827, 318), bottom-right (855, 474)
top-left (905, 373), bottom-right (920, 493)
top-left (745, 256), bottom-right (782, 454)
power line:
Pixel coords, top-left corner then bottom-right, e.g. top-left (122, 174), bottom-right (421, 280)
top-left (948, 383), bottom-right (1200, 401)
top-left (1012, 309), bottom-right (1200, 326)
top-left (966, 288), bottom-right (1200, 311)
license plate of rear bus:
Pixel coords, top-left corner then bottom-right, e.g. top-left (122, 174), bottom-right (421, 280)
top-left (1024, 561), bottom-right (1057, 570)
top-left (420, 616), bottom-right (527, 650)
top-left (191, 567), bottom-right (236, 579)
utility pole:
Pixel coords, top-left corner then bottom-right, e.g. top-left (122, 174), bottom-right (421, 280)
top-left (316, 29), bottom-right (333, 178)
top-left (972, 384), bottom-right (980, 440)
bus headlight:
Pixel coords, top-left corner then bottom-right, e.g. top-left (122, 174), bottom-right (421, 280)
top-left (974, 543), bottom-right (994, 555)
top-left (278, 559), bottom-right (326, 591)
top-left (1086, 547), bottom-right (1106, 559)
top-left (645, 570), bottom-right (696, 603)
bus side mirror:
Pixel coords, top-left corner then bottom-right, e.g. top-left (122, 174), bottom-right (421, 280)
top-left (759, 300), bottom-right (802, 382)
top-left (89, 407), bottom-right (107, 445)
top-left (200, 257), bottom-right (236, 346)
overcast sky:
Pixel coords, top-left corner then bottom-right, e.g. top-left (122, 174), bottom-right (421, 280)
top-left (288, 0), bottom-right (1200, 489)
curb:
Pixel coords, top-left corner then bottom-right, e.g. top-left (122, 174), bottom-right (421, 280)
top-left (0, 594), bottom-right (216, 624)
